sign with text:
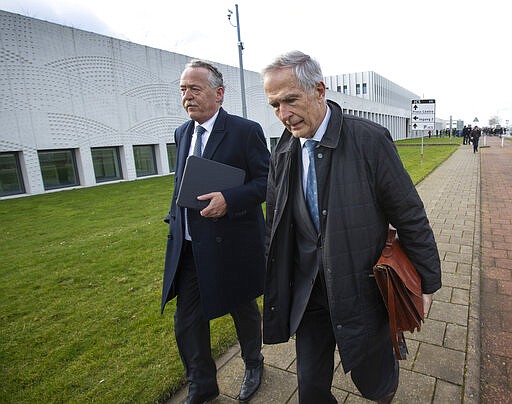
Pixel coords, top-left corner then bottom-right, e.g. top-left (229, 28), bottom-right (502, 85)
top-left (411, 99), bottom-right (436, 130)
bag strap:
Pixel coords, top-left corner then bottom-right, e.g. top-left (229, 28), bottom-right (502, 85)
top-left (382, 227), bottom-right (396, 258)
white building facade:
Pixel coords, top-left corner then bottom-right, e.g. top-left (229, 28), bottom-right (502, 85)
top-left (1, 10), bottom-right (424, 198)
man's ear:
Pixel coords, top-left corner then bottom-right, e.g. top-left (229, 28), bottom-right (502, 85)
top-left (315, 81), bottom-right (326, 103)
top-left (216, 86), bottom-right (225, 103)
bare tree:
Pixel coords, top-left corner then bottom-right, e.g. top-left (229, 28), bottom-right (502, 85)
top-left (488, 115), bottom-right (500, 127)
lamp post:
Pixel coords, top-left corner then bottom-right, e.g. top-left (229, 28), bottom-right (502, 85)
top-left (227, 4), bottom-right (247, 118)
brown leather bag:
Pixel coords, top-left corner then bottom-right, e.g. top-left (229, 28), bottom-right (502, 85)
top-left (373, 227), bottom-right (424, 360)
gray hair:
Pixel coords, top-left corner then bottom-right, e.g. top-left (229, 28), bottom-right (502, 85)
top-left (185, 59), bottom-right (224, 89)
top-left (261, 50), bottom-right (324, 93)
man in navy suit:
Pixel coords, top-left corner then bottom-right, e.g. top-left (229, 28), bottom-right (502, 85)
top-left (161, 60), bottom-right (269, 403)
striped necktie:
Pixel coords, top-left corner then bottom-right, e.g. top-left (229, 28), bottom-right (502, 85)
top-left (304, 139), bottom-right (320, 232)
top-left (193, 125), bottom-right (206, 157)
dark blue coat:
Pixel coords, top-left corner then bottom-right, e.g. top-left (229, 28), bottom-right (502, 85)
top-left (161, 108), bottom-right (270, 319)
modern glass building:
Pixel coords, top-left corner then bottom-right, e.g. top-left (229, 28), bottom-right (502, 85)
top-left (0, 10), bottom-right (430, 198)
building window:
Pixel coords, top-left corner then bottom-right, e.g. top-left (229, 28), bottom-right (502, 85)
top-left (0, 152), bottom-right (25, 197)
top-left (356, 83), bottom-right (361, 95)
top-left (38, 149), bottom-right (80, 190)
top-left (166, 143), bottom-right (177, 173)
top-left (269, 137), bottom-right (279, 152)
top-left (92, 147), bottom-right (122, 183)
top-left (336, 85), bottom-right (342, 93)
top-left (363, 83), bottom-right (367, 94)
top-left (343, 85), bottom-right (347, 94)
top-left (133, 145), bottom-right (157, 177)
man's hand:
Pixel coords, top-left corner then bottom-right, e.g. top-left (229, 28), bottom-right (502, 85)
top-left (198, 192), bottom-right (227, 218)
top-left (422, 293), bottom-right (433, 317)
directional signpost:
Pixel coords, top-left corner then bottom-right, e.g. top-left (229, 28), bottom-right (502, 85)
top-left (411, 99), bottom-right (436, 131)
top-left (411, 99), bottom-right (436, 159)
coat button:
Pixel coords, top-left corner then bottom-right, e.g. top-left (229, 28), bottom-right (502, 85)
top-left (322, 209), bottom-right (327, 216)
top-left (215, 237), bottom-right (222, 243)
top-left (336, 324), bottom-right (342, 330)
top-left (317, 153), bottom-right (323, 158)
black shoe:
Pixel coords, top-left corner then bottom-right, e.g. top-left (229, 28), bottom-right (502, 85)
top-left (184, 389), bottom-right (219, 404)
top-left (376, 362), bottom-right (399, 404)
top-left (238, 363), bottom-right (263, 402)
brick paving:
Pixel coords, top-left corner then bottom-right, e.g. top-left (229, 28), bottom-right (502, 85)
top-left (480, 136), bottom-right (512, 404)
top-left (167, 136), bottom-right (512, 403)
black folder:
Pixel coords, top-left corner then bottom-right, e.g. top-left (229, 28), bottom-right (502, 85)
top-left (176, 155), bottom-right (246, 210)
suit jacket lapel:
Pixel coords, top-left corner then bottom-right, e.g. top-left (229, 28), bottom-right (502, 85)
top-left (202, 108), bottom-right (226, 160)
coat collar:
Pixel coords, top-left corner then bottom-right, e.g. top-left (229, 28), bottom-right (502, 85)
top-left (321, 100), bottom-right (343, 149)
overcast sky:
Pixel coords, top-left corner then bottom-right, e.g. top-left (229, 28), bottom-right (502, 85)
top-left (2, 0), bottom-right (510, 126)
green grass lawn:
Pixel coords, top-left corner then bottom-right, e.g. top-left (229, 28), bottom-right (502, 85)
top-left (0, 177), bottom-right (238, 403)
top-left (395, 136), bottom-right (462, 145)
top-left (0, 139), bottom-right (459, 403)
top-left (395, 143), bottom-right (459, 184)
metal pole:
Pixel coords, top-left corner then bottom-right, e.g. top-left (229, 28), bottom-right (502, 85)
top-left (421, 132), bottom-right (424, 160)
top-left (234, 4), bottom-right (247, 118)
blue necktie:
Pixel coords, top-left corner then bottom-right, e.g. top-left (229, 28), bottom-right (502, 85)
top-left (304, 140), bottom-right (320, 232)
top-left (193, 125), bottom-right (206, 157)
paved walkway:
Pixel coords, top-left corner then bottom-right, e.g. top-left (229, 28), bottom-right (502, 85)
top-left (168, 136), bottom-right (512, 403)
top-left (479, 136), bottom-right (512, 403)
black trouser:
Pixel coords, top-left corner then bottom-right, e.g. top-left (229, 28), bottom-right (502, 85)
top-left (173, 241), bottom-right (263, 394)
top-left (295, 272), bottom-right (399, 403)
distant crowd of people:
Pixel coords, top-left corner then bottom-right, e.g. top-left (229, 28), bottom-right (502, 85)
top-left (462, 125), bottom-right (481, 152)
top-left (430, 125), bottom-right (507, 153)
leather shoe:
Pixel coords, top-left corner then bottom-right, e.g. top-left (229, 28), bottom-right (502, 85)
top-left (376, 367), bottom-right (399, 404)
top-left (238, 363), bottom-right (263, 402)
top-left (184, 389), bottom-right (219, 404)
top-left (376, 389), bottom-right (396, 404)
